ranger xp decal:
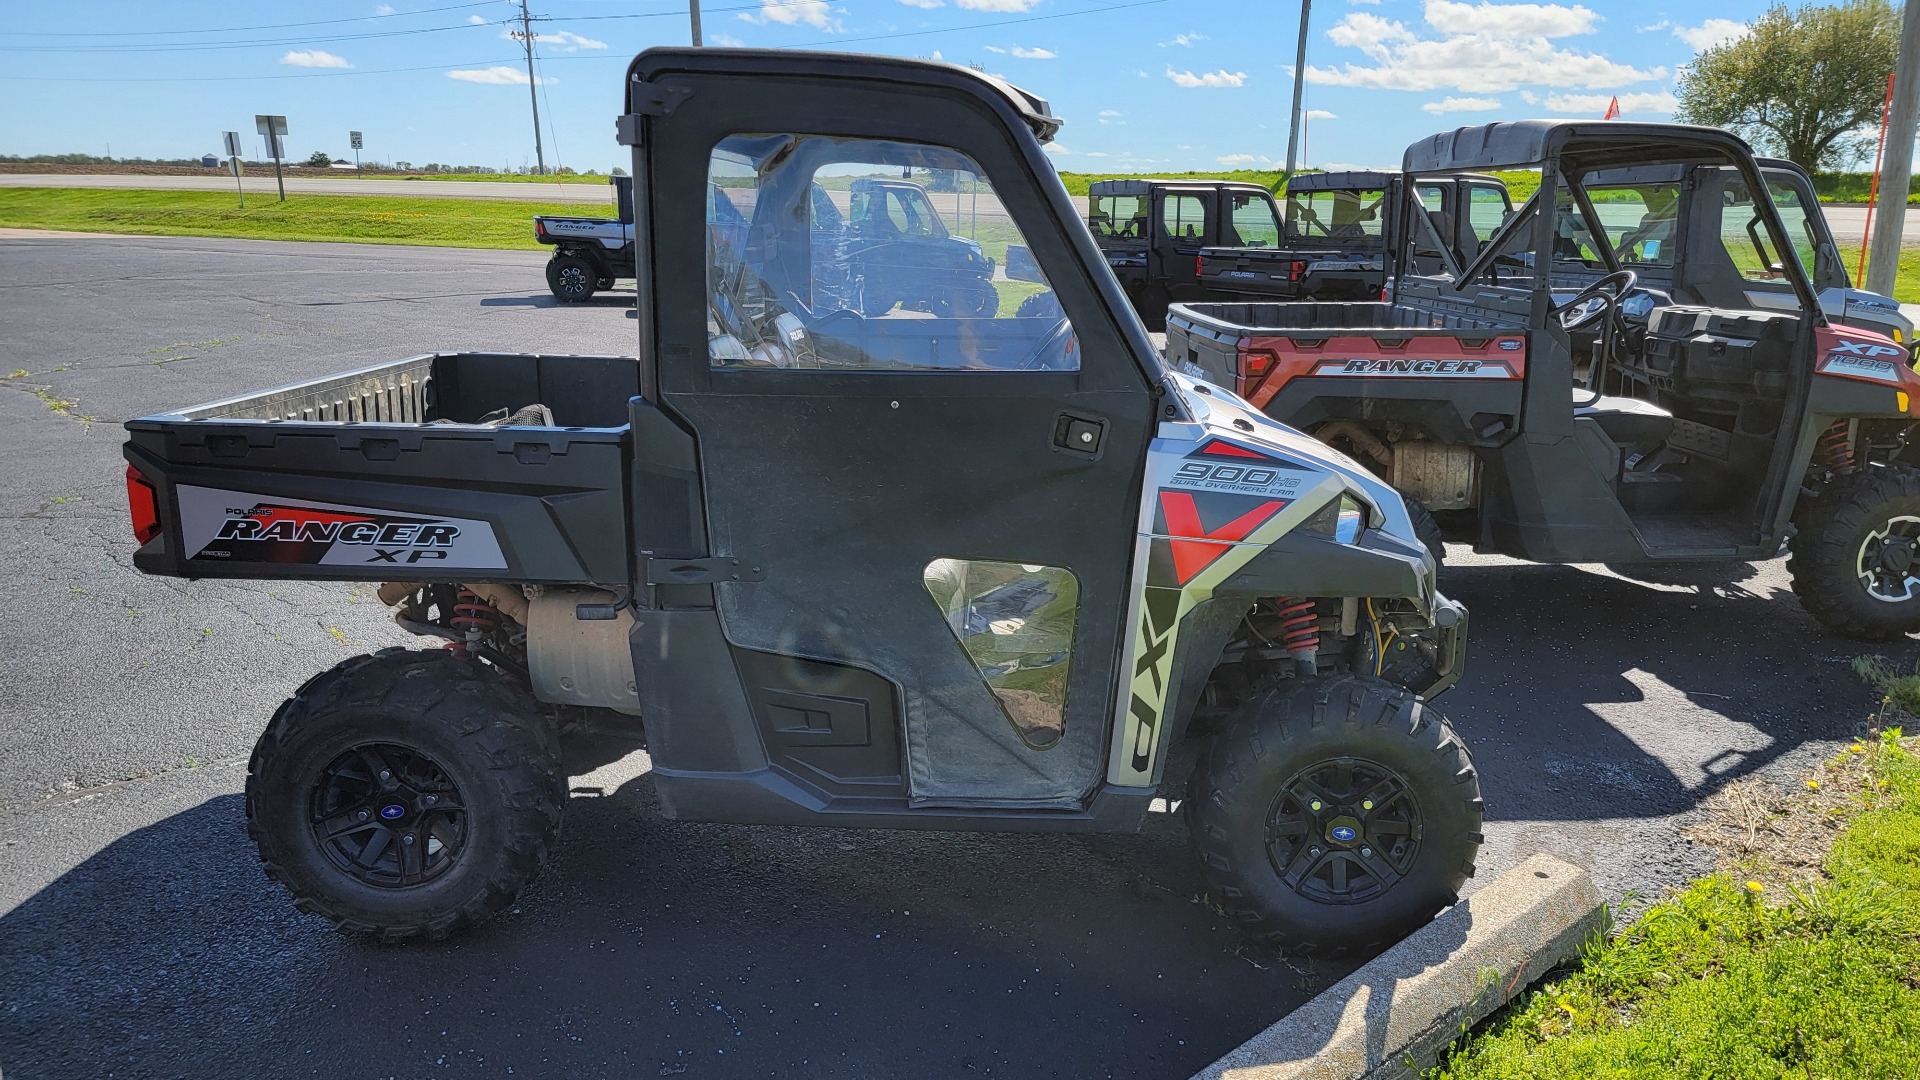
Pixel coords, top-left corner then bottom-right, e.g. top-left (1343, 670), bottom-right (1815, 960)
top-left (176, 485), bottom-right (506, 569)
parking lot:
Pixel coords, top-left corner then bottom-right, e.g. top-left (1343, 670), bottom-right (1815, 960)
top-left (0, 232), bottom-right (1904, 1079)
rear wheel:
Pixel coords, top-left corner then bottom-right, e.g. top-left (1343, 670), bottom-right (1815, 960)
top-left (246, 649), bottom-right (565, 941)
top-left (944, 281), bottom-right (999, 318)
top-left (546, 254), bottom-right (597, 302)
top-left (1790, 464), bottom-right (1920, 640)
top-left (1404, 496), bottom-right (1447, 575)
top-left (1186, 673), bottom-right (1482, 954)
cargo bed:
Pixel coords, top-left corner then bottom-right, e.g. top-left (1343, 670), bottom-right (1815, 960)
top-left (124, 352), bottom-right (639, 584)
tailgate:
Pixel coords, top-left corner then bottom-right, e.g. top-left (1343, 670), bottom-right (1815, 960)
top-left (123, 352), bottom-right (637, 585)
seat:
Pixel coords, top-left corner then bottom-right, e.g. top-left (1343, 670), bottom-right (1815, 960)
top-left (1573, 388), bottom-right (1674, 450)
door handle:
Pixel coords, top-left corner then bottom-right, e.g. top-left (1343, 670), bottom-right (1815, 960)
top-left (1053, 413), bottom-right (1106, 457)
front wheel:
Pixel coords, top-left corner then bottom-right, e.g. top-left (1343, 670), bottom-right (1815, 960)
top-left (1789, 463), bottom-right (1920, 640)
top-left (246, 649), bottom-right (566, 941)
top-left (546, 254), bottom-right (597, 302)
top-left (1186, 673), bottom-right (1482, 954)
top-left (1404, 496), bottom-right (1447, 577)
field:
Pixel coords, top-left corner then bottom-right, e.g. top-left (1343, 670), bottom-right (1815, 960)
top-left (0, 187), bottom-right (580, 249)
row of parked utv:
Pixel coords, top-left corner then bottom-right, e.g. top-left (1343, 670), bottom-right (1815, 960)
top-left (122, 50), bottom-right (1920, 961)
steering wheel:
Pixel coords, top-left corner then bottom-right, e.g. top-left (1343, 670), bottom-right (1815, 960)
top-left (1550, 269), bottom-right (1638, 332)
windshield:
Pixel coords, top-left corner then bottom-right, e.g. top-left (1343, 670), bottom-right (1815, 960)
top-left (1089, 192), bottom-right (1148, 244)
top-left (1552, 183), bottom-right (1680, 269)
top-left (1285, 186), bottom-right (1387, 246)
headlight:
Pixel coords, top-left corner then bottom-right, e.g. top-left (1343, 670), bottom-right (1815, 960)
top-left (1300, 492), bottom-right (1370, 543)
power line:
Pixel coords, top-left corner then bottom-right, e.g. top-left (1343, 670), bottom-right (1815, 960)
top-left (11, 1), bottom-right (500, 38)
top-left (0, 57), bottom-right (525, 83)
top-left (2, 21), bottom-right (496, 54)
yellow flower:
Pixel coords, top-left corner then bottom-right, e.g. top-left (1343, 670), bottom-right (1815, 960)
top-left (1806, 779), bottom-right (1821, 791)
top-left (1745, 881), bottom-right (1764, 895)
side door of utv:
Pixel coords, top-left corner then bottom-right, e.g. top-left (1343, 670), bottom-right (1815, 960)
top-left (1150, 187), bottom-right (1214, 300)
top-left (628, 50), bottom-right (1162, 814)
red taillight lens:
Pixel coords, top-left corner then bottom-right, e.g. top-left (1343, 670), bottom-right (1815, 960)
top-left (1289, 261), bottom-right (1305, 281)
top-left (1243, 350), bottom-right (1276, 378)
top-left (126, 464), bottom-right (161, 545)
top-left (1196, 254), bottom-right (1205, 277)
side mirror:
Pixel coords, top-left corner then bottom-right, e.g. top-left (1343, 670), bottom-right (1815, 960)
top-left (1004, 244), bottom-right (1046, 283)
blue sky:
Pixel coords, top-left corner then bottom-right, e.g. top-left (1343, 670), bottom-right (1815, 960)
top-left (5, 1), bottom-right (1776, 174)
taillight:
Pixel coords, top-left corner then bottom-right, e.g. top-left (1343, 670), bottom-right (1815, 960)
top-left (126, 464), bottom-right (161, 545)
top-left (1289, 261), bottom-right (1305, 282)
top-left (1243, 350), bottom-right (1275, 378)
top-left (1196, 254), bottom-right (1205, 277)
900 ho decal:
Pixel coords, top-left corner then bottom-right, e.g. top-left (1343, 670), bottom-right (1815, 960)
top-left (176, 485), bottom-right (506, 569)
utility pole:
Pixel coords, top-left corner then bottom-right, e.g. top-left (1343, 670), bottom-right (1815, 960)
top-left (1282, 0), bottom-right (1312, 179)
top-left (511, 0), bottom-right (548, 176)
top-left (1868, 0), bottom-right (1920, 296)
top-left (690, 0), bottom-right (703, 46)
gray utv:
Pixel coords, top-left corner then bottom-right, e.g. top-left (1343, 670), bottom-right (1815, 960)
top-left (122, 48), bottom-right (1478, 953)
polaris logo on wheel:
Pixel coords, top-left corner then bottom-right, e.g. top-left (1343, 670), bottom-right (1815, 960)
top-left (176, 485), bottom-right (507, 570)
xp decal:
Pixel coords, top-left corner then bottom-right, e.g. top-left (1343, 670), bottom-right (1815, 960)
top-left (176, 485), bottom-right (506, 569)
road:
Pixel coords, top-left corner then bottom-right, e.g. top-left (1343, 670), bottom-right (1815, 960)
top-left (0, 172), bottom-right (617, 204)
top-left (1, 234), bottom-right (1908, 1079)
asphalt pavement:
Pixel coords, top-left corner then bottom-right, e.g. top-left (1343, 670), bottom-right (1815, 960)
top-left (0, 233), bottom-right (1910, 1079)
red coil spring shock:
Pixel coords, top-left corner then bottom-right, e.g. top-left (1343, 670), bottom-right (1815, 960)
top-left (1817, 420), bottom-right (1856, 476)
top-left (447, 588), bottom-right (498, 655)
top-left (1273, 597), bottom-right (1319, 654)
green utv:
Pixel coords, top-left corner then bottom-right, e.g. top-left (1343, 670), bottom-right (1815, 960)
top-left (122, 49), bottom-right (1480, 953)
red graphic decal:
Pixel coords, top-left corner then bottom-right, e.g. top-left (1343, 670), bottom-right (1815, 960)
top-left (1196, 440), bottom-right (1273, 460)
top-left (1159, 491), bottom-right (1285, 584)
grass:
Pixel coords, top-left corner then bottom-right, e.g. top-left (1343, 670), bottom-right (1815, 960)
top-left (0, 187), bottom-right (607, 250)
top-left (1835, 244), bottom-right (1920, 303)
top-left (1431, 709), bottom-right (1920, 1078)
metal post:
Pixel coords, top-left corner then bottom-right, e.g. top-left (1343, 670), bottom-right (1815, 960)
top-left (270, 131), bottom-right (285, 202)
top-left (1867, 0), bottom-right (1920, 296)
top-left (516, 0), bottom-right (547, 175)
top-left (1282, 0), bottom-right (1312, 180)
top-left (690, 0), bottom-right (703, 46)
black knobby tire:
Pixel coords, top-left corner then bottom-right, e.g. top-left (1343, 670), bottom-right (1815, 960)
top-left (1404, 496), bottom-right (1447, 574)
top-left (1788, 463), bottom-right (1920, 641)
top-left (1186, 673), bottom-right (1482, 954)
top-left (546, 254), bottom-right (597, 302)
top-left (246, 648), bottom-right (566, 942)
top-left (1014, 290), bottom-right (1063, 320)
top-left (946, 281), bottom-right (1000, 319)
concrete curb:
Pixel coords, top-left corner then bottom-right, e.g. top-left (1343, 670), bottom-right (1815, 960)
top-left (1191, 854), bottom-right (1606, 1080)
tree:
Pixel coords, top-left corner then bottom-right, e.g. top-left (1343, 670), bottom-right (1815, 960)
top-left (1675, 0), bottom-right (1900, 170)
top-left (305, 150), bottom-right (333, 167)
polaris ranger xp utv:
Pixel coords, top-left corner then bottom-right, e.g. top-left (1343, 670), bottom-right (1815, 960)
top-left (1164, 120), bottom-right (1920, 640)
top-left (122, 50), bottom-right (1480, 952)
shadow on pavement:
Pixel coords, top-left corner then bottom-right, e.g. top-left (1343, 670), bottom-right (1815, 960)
top-left (0, 755), bottom-right (1323, 1079)
top-left (1439, 559), bottom-right (1908, 824)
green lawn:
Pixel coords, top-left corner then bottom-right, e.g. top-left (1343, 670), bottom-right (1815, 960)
top-left (402, 172), bottom-right (612, 184)
top-left (1432, 727), bottom-right (1920, 1079)
top-left (0, 187), bottom-right (605, 249)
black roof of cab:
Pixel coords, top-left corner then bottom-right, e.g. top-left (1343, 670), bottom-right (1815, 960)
top-left (1287, 170), bottom-right (1396, 192)
top-left (1087, 178), bottom-right (1272, 197)
top-left (1403, 119), bottom-right (1760, 174)
top-left (627, 46), bottom-right (1062, 142)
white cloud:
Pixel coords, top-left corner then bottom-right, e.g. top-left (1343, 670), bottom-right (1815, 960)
top-left (1084, 151), bottom-right (1109, 158)
top-left (713, 32), bottom-right (746, 46)
top-left (899, 0), bottom-right (944, 7)
top-left (375, 4), bottom-right (394, 14)
top-left (1166, 67), bottom-right (1248, 88)
top-left (1010, 45), bottom-right (1055, 59)
top-left (1307, 2), bottom-right (1663, 92)
top-left (1674, 18), bottom-right (1746, 51)
top-left (1217, 153), bottom-right (1258, 165)
top-left (738, 0), bottom-right (839, 31)
top-left (448, 66), bottom-right (548, 85)
top-left (1348, 0), bottom-right (1381, 5)
top-left (1544, 90), bottom-right (1679, 115)
top-left (958, 0), bottom-right (1042, 10)
top-left (983, 44), bottom-right (1005, 53)
top-left (1044, 142), bottom-right (1070, 155)
top-left (1158, 33), bottom-right (1206, 47)
top-left (280, 49), bottom-right (350, 68)
top-left (1098, 109), bottom-right (1122, 117)
top-left (468, 14), bottom-right (487, 24)
top-left (1421, 95), bottom-right (1503, 113)
top-left (1304, 108), bottom-right (1337, 120)
top-left (504, 28), bottom-right (607, 51)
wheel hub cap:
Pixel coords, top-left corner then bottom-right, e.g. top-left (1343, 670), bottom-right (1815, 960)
top-left (310, 743), bottom-right (466, 889)
top-left (1265, 757), bottom-right (1423, 905)
top-left (1858, 516), bottom-right (1920, 603)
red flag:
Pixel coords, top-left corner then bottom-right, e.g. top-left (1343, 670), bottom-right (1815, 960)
top-left (1603, 96), bottom-right (1621, 120)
